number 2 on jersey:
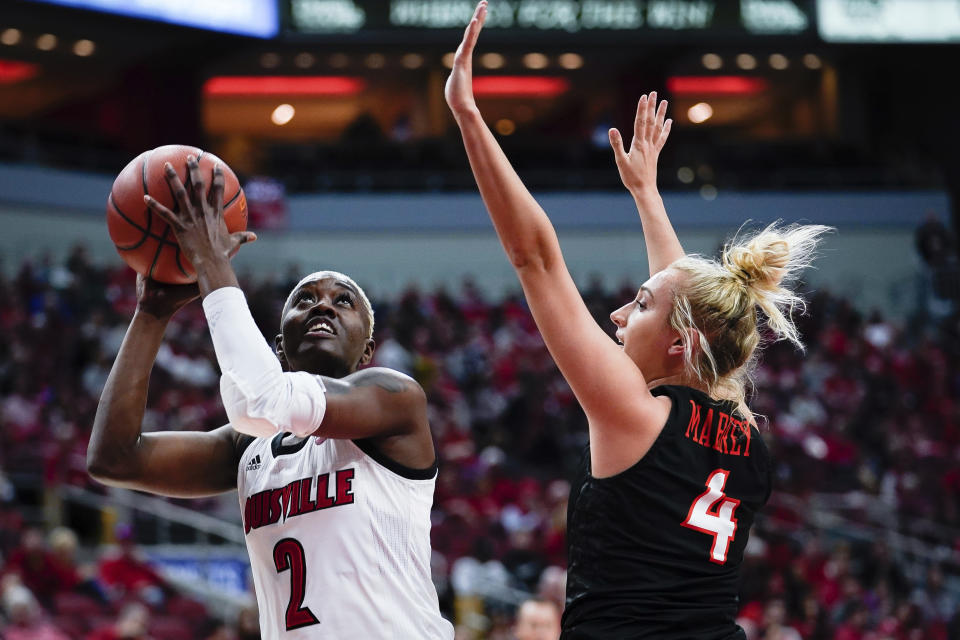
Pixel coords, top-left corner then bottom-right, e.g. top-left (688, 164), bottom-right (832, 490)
top-left (273, 538), bottom-right (320, 631)
top-left (682, 469), bottom-right (740, 564)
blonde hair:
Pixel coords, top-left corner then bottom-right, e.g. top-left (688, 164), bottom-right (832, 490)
top-left (667, 222), bottom-right (832, 425)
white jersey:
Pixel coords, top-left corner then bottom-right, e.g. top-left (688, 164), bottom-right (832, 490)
top-left (237, 433), bottom-right (454, 639)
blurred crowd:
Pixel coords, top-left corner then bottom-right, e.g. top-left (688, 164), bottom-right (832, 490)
top-left (1, 244), bottom-right (959, 639)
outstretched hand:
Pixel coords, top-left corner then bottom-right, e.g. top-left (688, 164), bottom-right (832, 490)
top-left (143, 157), bottom-right (256, 277)
top-left (609, 92), bottom-right (672, 196)
top-left (444, 1), bottom-right (487, 116)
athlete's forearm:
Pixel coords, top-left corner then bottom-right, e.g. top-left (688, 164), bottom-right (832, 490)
top-left (203, 287), bottom-right (327, 438)
top-left (453, 108), bottom-right (563, 272)
top-left (632, 186), bottom-right (685, 275)
top-left (195, 256), bottom-right (241, 298)
top-left (88, 310), bottom-right (166, 480)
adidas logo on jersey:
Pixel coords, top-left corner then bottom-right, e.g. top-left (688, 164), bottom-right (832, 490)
top-left (246, 454), bottom-right (262, 472)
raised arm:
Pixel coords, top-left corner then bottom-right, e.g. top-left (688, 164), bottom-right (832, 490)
top-left (445, 2), bottom-right (668, 471)
top-left (609, 93), bottom-right (684, 275)
top-left (87, 276), bottom-right (249, 498)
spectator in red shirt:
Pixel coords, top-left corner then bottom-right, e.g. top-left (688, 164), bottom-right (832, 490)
top-left (97, 524), bottom-right (166, 605)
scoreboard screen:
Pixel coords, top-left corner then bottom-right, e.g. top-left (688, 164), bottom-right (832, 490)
top-left (285, 0), bottom-right (815, 42)
top-left (26, 0), bottom-right (280, 38)
top-left (818, 0), bottom-right (960, 43)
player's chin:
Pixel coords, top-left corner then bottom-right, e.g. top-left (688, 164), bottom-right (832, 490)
top-left (294, 342), bottom-right (352, 374)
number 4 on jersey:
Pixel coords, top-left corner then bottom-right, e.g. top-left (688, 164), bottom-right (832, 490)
top-left (682, 469), bottom-right (740, 564)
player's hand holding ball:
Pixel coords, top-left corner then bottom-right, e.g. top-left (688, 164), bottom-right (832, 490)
top-left (142, 156), bottom-right (257, 277)
top-left (135, 273), bottom-right (200, 320)
top-left (107, 144), bottom-right (253, 284)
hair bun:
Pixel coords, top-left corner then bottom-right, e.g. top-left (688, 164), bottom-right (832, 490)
top-left (719, 222), bottom-right (832, 348)
top-left (724, 235), bottom-right (790, 292)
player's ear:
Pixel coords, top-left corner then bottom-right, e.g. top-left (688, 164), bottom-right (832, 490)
top-left (667, 329), bottom-right (695, 358)
top-left (275, 334), bottom-right (289, 371)
top-left (359, 338), bottom-right (375, 366)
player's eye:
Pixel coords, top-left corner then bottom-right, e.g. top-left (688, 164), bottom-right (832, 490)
top-left (635, 299), bottom-right (646, 310)
top-left (336, 293), bottom-right (355, 307)
top-left (296, 291), bottom-right (315, 304)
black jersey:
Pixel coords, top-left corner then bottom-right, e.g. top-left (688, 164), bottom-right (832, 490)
top-left (561, 385), bottom-right (772, 640)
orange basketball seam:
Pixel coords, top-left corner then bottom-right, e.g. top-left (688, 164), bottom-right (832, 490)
top-left (109, 194), bottom-right (177, 249)
top-left (147, 225), bottom-right (172, 280)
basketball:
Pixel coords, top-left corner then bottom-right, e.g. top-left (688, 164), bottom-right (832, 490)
top-left (106, 144), bottom-right (248, 284)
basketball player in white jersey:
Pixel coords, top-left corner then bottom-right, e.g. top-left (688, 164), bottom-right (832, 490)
top-left (88, 158), bottom-right (454, 639)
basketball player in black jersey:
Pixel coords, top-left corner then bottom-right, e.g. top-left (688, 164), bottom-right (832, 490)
top-left (447, 3), bottom-right (830, 638)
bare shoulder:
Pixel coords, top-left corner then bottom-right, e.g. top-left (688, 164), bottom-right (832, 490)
top-left (589, 393), bottom-right (673, 478)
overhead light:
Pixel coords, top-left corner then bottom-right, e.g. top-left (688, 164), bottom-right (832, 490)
top-left (768, 54), bottom-right (788, 70)
top-left (271, 104), bottom-right (295, 126)
top-left (480, 52), bottom-right (505, 69)
top-left (522, 53), bottom-right (548, 69)
top-left (558, 53), bottom-right (583, 69)
top-left (365, 53), bottom-right (385, 69)
top-left (495, 118), bottom-right (516, 135)
top-left (72, 39), bottom-right (95, 56)
top-left (260, 52), bottom-right (281, 69)
top-left (701, 53), bottom-right (722, 70)
top-left (667, 76), bottom-right (768, 95)
top-left (1, 29), bottom-right (22, 46)
top-left (472, 76), bottom-right (570, 98)
top-left (687, 102), bottom-right (713, 124)
top-left (699, 184), bottom-right (718, 200)
top-left (677, 167), bottom-right (694, 184)
top-left (803, 53), bottom-right (822, 69)
top-left (36, 33), bottom-right (57, 51)
top-left (328, 53), bottom-right (349, 69)
top-left (735, 53), bottom-right (756, 70)
top-left (294, 53), bottom-right (316, 69)
top-left (442, 52), bottom-right (456, 69)
top-left (401, 53), bottom-right (424, 69)
top-left (204, 76), bottom-right (367, 97)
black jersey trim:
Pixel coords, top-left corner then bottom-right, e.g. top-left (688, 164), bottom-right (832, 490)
top-left (352, 438), bottom-right (438, 480)
top-left (235, 433), bottom-right (255, 461)
top-left (271, 432), bottom-right (312, 457)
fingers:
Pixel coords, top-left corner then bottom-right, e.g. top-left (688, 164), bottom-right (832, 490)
top-left (633, 94), bottom-right (648, 145)
top-left (228, 231), bottom-right (258, 257)
top-left (457, 1), bottom-right (487, 62)
top-left (608, 128), bottom-right (628, 164)
top-left (656, 118), bottom-right (673, 150)
top-left (633, 92), bottom-right (670, 146)
top-left (208, 163), bottom-right (225, 212)
top-left (144, 193), bottom-right (180, 230)
top-left (646, 91), bottom-right (658, 141)
top-left (163, 162), bottom-right (192, 220)
top-left (655, 97), bottom-right (668, 129)
top-left (187, 155), bottom-right (205, 205)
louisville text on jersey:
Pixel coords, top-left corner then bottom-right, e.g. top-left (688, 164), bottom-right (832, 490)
top-left (684, 400), bottom-right (752, 457)
top-left (244, 468), bottom-right (356, 534)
